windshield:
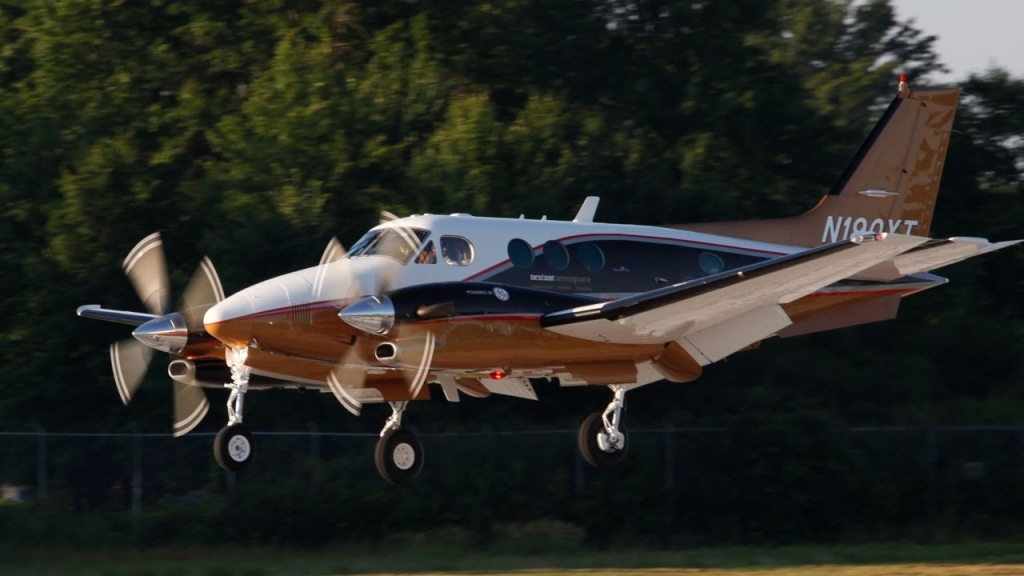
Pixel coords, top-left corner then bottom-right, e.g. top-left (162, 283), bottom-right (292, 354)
top-left (347, 227), bottom-right (429, 264)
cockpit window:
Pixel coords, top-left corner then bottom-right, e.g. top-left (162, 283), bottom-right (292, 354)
top-left (441, 236), bottom-right (474, 266)
top-left (347, 227), bottom-right (429, 264)
top-left (415, 241), bottom-right (436, 264)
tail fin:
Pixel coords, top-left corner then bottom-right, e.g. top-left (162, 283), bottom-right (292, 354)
top-left (674, 84), bottom-right (961, 246)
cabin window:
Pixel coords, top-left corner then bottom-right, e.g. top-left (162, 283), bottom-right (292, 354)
top-left (441, 236), bottom-right (474, 266)
top-left (543, 240), bottom-right (569, 271)
top-left (698, 252), bottom-right (725, 274)
top-left (576, 242), bottom-right (605, 272)
top-left (347, 227), bottom-right (429, 264)
top-left (415, 241), bottom-right (436, 264)
top-left (507, 238), bottom-right (535, 269)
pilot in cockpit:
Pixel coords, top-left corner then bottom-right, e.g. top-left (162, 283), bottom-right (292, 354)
top-left (416, 242), bottom-right (436, 264)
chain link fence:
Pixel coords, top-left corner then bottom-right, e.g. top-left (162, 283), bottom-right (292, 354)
top-left (2, 426), bottom-right (1023, 545)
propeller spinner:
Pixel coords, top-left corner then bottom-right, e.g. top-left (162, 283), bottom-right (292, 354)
top-left (109, 233), bottom-right (224, 436)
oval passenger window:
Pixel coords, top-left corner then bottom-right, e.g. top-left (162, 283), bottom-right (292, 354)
top-left (507, 238), bottom-right (535, 269)
top-left (543, 241), bottom-right (569, 271)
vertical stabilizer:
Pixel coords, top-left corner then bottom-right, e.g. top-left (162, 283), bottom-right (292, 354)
top-left (673, 84), bottom-right (960, 246)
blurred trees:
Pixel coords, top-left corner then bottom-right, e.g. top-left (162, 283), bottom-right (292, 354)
top-left (0, 0), bottom-right (1021, 436)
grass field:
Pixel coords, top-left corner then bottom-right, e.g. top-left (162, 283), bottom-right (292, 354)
top-left (4, 543), bottom-right (1024, 576)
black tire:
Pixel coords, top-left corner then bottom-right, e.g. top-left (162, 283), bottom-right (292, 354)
top-left (214, 423), bottom-right (256, 472)
top-left (578, 411), bottom-right (628, 468)
top-left (374, 428), bottom-right (424, 485)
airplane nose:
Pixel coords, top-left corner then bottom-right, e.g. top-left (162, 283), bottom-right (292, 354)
top-left (339, 296), bottom-right (395, 335)
top-left (203, 292), bottom-right (254, 347)
top-left (133, 313), bottom-right (189, 354)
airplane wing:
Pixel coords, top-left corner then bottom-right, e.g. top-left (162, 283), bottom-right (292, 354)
top-left (540, 234), bottom-right (928, 363)
top-left (851, 237), bottom-right (1022, 282)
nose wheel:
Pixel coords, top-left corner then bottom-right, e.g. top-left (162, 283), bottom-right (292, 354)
top-left (374, 401), bottom-right (424, 484)
top-left (213, 347), bottom-right (256, 472)
top-left (214, 423), bottom-right (255, 471)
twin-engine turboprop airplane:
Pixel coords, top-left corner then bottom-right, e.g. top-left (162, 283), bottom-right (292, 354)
top-left (79, 78), bottom-right (1019, 483)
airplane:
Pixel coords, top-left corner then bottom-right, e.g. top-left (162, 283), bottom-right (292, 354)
top-left (78, 77), bottom-right (1019, 484)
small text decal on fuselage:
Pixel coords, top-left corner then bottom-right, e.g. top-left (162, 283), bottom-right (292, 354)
top-left (822, 216), bottom-right (919, 243)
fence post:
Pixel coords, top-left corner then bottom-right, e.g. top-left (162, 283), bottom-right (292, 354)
top-left (307, 422), bottom-right (320, 462)
top-left (35, 425), bottom-right (47, 504)
top-left (664, 423), bottom-right (676, 542)
top-left (574, 437), bottom-right (585, 494)
top-left (1018, 428), bottom-right (1024, 510)
top-left (927, 427), bottom-right (937, 535)
top-left (131, 433), bottom-right (143, 539)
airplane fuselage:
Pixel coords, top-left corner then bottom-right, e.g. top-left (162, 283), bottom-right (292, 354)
top-left (199, 213), bottom-right (937, 395)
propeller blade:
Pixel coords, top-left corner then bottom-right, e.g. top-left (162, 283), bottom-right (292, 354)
top-left (327, 368), bottom-right (364, 416)
top-left (397, 329), bottom-right (436, 399)
top-left (379, 210), bottom-right (400, 224)
top-left (314, 237), bottom-right (346, 300)
top-left (319, 237), bottom-right (347, 267)
top-left (369, 268), bottom-right (395, 298)
top-left (327, 343), bottom-right (365, 416)
top-left (172, 381), bottom-right (210, 437)
top-left (180, 256), bottom-right (225, 329)
top-left (123, 232), bottom-right (170, 316)
top-left (109, 339), bottom-right (153, 405)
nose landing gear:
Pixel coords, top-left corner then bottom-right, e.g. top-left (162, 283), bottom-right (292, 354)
top-left (374, 401), bottom-right (424, 484)
top-left (213, 347), bottom-right (256, 472)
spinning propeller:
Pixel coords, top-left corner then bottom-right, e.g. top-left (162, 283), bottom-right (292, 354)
top-left (108, 233), bottom-right (225, 436)
top-left (314, 225), bottom-right (439, 415)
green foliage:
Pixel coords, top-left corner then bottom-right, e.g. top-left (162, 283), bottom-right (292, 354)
top-left (0, 0), bottom-right (1023, 545)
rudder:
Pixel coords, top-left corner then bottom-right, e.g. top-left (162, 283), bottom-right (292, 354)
top-left (673, 82), bottom-right (961, 246)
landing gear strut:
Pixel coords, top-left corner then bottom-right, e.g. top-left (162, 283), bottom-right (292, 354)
top-left (374, 401), bottom-right (424, 484)
top-left (213, 347), bottom-right (256, 472)
top-left (578, 385), bottom-right (629, 468)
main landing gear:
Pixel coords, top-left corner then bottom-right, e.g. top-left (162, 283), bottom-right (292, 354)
top-left (578, 385), bottom-right (629, 468)
top-left (374, 401), bottom-right (424, 485)
top-left (213, 347), bottom-right (256, 472)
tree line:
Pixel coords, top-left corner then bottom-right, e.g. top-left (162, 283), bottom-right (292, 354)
top-left (1, 0), bottom-right (1023, 439)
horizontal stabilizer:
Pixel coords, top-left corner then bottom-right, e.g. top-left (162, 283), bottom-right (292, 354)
top-left (77, 305), bottom-right (158, 327)
top-left (852, 237), bottom-right (1022, 281)
top-left (541, 234), bottom-right (927, 345)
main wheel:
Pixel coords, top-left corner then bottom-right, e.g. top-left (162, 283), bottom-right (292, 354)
top-left (374, 428), bottom-right (424, 485)
top-left (214, 423), bottom-right (255, 472)
top-left (578, 411), bottom-right (628, 468)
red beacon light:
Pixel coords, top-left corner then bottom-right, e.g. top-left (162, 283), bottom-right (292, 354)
top-left (489, 369), bottom-right (506, 380)
top-left (898, 74), bottom-right (909, 96)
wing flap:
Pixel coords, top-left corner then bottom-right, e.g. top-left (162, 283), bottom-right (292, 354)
top-left (678, 304), bottom-right (791, 365)
top-left (853, 237), bottom-right (1022, 281)
top-left (542, 234), bottom-right (927, 345)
